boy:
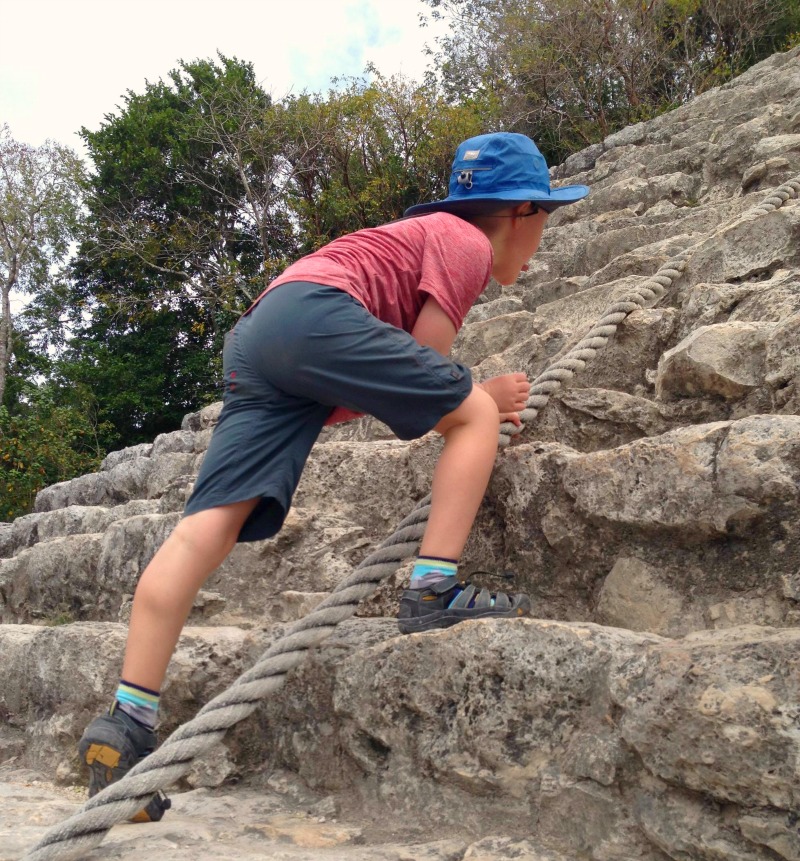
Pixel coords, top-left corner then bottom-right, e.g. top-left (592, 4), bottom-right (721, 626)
top-left (78, 132), bottom-right (589, 819)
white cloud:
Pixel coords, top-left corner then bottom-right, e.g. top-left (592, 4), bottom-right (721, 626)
top-left (0, 0), bottom-right (444, 150)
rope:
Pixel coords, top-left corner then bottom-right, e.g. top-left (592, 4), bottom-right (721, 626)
top-left (20, 173), bottom-right (800, 861)
top-left (498, 174), bottom-right (800, 446)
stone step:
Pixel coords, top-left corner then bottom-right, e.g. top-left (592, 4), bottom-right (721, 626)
top-left (2, 618), bottom-right (798, 861)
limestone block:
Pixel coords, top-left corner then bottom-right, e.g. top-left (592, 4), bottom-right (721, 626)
top-left (453, 311), bottom-right (540, 367)
top-left (635, 778), bottom-right (779, 861)
top-left (329, 622), bottom-right (657, 819)
top-left (464, 296), bottom-right (523, 323)
top-left (614, 626), bottom-right (800, 811)
top-left (741, 156), bottom-right (792, 191)
top-left (318, 414), bottom-right (396, 443)
top-left (520, 276), bottom-right (589, 311)
top-left (562, 420), bottom-right (759, 537)
top-left (144, 452), bottom-right (197, 499)
top-left (579, 175), bottom-right (656, 215)
top-left (470, 329), bottom-right (568, 385)
top-left (715, 414), bottom-right (800, 505)
top-left (181, 402), bottom-right (220, 432)
top-left (25, 505), bottom-right (115, 544)
top-left (530, 275), bottom-right (652, 335)
top-left (151, 429), bottom-right (197, 458)
top-left (569, 308), bottom-right (679, 395)
top-left (0, 534), bottom-right (103, 623)
top-left (294, 438), bottom-right (438, 542)
top-left (739, 810), bottom-right (800, 860)
top-left (34, 472), bottom-right (113, 512)
top-left (686, 207), bottom-right (800, 285)
top-left (0, 521), bottom-right (13, 558)
top-left (765, 310), bottom-right (800, 412)
top-left (753, 133), bottom-right (800, 162)
top-left (585, 234), bottom-right (691, 288)
top-left (209, 508), bottom-right (370, 613)
top-left (532, 388), bottom-right (669, 453)
top-left (104, 456), bottom-right (156, 502)
top-left (656, 322), bottom-right (775, 401)
top-left (680, 272), bottom-right (800, 343)
top-left (596, 556), bottom-right (700, 636)
top-left (95, 513), bottom-right (180, 614)
top-left (463, 837), bottom-right (571, 860)
top-left (0, 622), bottom-right (261, 782)
top-left (6, 513), bottom-right (41, 556)
top-left (100, 442), bottom-right (152, 471)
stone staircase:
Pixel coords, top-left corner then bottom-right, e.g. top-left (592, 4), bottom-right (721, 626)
top-left (2, 46), bottom-right (800, 861)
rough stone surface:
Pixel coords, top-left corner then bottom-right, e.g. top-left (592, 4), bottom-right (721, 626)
top-left (656, 321), bottom-right (775, 400)
top-left (5, 46), bottom-right (800, 861)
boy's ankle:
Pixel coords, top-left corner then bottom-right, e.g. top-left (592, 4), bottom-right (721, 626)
top-left (409, 555), bottom-right (458, 590)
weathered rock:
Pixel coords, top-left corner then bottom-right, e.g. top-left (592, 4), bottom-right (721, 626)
top-left (532, 388), bottom-right (669, 452)
top-left (464, 295), bottom-right (524, 323)
top-left (562, 416), bottom-right (800, 538)
top-left (614, 626), bottom-right (800, 812)
top-left (454, 311), bottom-right (540, 367)
top-left (0, 534), bottom-right (103, 623)
top-left (5, 44), bottom-right (800, 861)
top-left (596, 556), bottom-right (701, 636)
top-left (765, 310), bottom-right (800, 413)
top-left (100, 443), bottom-right (152, 471)
top-left (656, 322), bottom-right (775, 401)
top-left (685, 207), bottom-right (800, 286)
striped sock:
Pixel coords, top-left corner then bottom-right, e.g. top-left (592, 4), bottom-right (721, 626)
top-left (114, 679), bottom-right (160, 731)
top-left (410, 556), bottom-right (458, 589)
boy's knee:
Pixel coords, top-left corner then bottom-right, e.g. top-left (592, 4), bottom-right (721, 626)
top-left (435, 385), bottom-right (498, 435)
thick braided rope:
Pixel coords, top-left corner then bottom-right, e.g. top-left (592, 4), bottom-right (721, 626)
top-left (22, 498), bottom-right (431, 861)
top-left (20, 174), bottom-right (800, 861)
top-left (498, 174), bottom-right (800, 445)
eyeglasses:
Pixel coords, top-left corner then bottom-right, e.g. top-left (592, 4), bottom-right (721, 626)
top-left (482, 204), bottom-right (541, 218)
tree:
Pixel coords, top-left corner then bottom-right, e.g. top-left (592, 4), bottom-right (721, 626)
top-left (68, 56), bottom-right (295, 444)
top-left (421, 0), bottom-right (800, 164)
top-left (0, 125), bottom-right (83, 405)
top-left (281, 71), bottom-right (484, 251)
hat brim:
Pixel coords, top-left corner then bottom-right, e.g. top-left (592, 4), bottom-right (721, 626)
top-left (403, 184), bottom-right (590, 218)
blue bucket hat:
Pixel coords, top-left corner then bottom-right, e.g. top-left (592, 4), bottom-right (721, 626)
top-left (404, 132), bottom-right (589, 217)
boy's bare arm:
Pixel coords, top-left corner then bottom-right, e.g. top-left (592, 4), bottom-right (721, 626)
top-left (411, 295), bottom-right (457, 355)
top-left (411, 295), bottom-right (528, 425)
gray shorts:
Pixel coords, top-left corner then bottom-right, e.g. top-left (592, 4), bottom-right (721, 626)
top-left (184, 282), bottom-right (473, 542)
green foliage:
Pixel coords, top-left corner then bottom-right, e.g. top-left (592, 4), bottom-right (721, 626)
top-left (0, 387), bottom-right (111, 520)
top-left (68, 55), bottom-right (283, 448)
top-left (0, 125), bottom-right (84, 405)
top-left (281, 71), bottom-right (483, 250)
top-left (421, 0), bottom-right (800, 164)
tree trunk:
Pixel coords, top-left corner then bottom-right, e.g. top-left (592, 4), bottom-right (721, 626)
top-left (0, 257), bottom-right (16, 408)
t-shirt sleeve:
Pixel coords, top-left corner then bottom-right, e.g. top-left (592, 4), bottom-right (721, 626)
top-left (323, 406), bottom-right (365, 426)
top-left (417, 216), bottom-right (493, 331)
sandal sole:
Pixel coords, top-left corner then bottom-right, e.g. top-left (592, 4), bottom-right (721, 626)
top-left (79, 719), bottom-right (169, 823)
top-left (398, 600), bottom-right (531, 635)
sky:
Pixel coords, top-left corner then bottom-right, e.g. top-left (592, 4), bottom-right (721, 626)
top-left (0, 0), bottom-right (446, 152)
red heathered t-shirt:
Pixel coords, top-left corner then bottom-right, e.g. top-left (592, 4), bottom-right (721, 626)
top-left (262, 212), bottom-right (493, 334)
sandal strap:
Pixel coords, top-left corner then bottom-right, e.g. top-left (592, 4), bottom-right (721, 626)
top-left (449, 583), bottom-right (475, 608)
top-left (423, 576), bottom-right (520, 611)
top-left (493, 591), bottom-right (512, 611)
top-left (450, 584), bottom-right (515, 610)
top-left (428, 576), bottom-right (461, 596)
